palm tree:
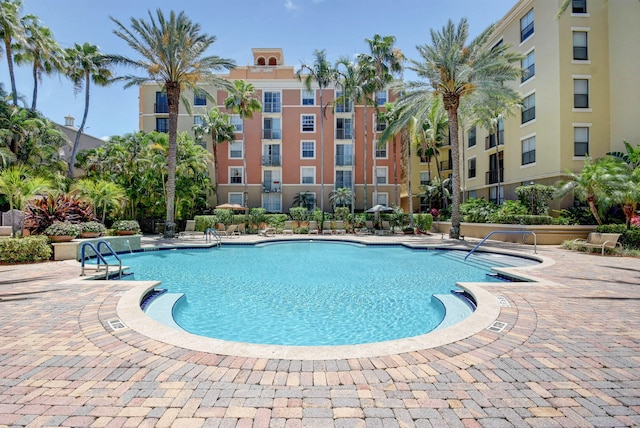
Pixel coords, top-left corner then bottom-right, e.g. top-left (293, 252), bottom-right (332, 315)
top-left (0, 0), bottom-right (25, 105)
top-left (407, 18), bottom-right (522, 238)
top-left (359, 35), bottom-right (404, 207)
top-left (608, 140), bottom-right (640, 170)
top-left (65, 42), bottom-right (112, 178)
top-left (419, 98), bottom-right (449, 208)
top-left (192, 107), bottom-right (236, 198)
top-left (292, 191), bottom-right (315, 210)
top-left (329, 187), bottom-right (353, 211)
top-left (555, 157), bottom-right (625, 226)
top-left (224, 79), bottom-right (261, 209)
top-left (297, 49), bottom-right (336, 217)
top-left (14, 16), bottom-right (65, 111)
top-left (0, 165), bottom-right (52, 236)
top-left (607, 141), bottom-right (640, 228)
top-left (110, 10), bottom-right (235, 235)
top-left (70, 178), bottom-right (126, 223)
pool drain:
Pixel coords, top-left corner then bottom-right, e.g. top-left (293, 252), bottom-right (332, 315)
top-left (487, 321), bottom-right (508, 333)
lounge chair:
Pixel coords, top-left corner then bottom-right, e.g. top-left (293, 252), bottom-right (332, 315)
top-left (220, 224), bottom-right (238, 238)
top-left (322, 220), bottom-right (333, 235)
top-left (573, 232), bottom-right (622, 255)
top-left (362, 220), bottom-right (375, 234)
top-left (334, 220), bottom-right (346, 234)
top-left (178, 220), bottom-right (203, 239)
top-left (236, 223), bottom-right (246, 234)
top-left (283, 220), bottom-right (294, 235)
top-left (259, 226), bottom-right (276, 237)
top-left (308, 221), bottom-right (319, 234)
top-left (381, 221), bottom-right (392, 235)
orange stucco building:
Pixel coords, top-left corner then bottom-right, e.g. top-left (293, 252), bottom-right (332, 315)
top-left (139, 48), bottom-right (403, 213)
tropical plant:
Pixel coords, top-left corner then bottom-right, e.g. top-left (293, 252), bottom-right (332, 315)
top-left (555, 156), bottom-right (625, 225)
top-left (192, 107), bottom-right (235, 195)
top-left (24, 193), bottom-right (95, 234)
top-left (70, 178), bottom-right (126, 223)
top-left (515, 184), bottom-right (555, 216)
top-left (110, 9), bottom-right (235, 235)
top-left (405, 18), bottom-right (523, 238)
top-left (413, 213), bottom-right (433, 233)
top-left (0, 0), bottom-right (25, 105)
top-left (460, 197), bottom-right (497, 223)
top-left (329, 187), bottom-right (352, 211)
top-left (0, 165), bottom-right (52, 236)
top-left (79, 220), bottom-right (106, 234)
top-left (0, 235), bottom-right (51, 263)
top-left (224, 80), bottom-right (261, 209)
top-left (289, 206), bottom-right (308, 222)
top-left (13, 16), bottom-right (65, 111)
top-left (44, 220), bottom-right (80, 237)
top-left (297, 49), bottom-right (336, 217)
top-left (607, 140), bottom-right (640, 170)
top-left (111, 219), bottom-right (140, 233)
top-left (292, 191), bottom-right (315, 210)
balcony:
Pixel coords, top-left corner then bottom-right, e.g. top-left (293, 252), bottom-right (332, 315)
top-left (485, 168), bottom-right (504, 185)
top-left (439, 159), bottom-right (452, 171)
top-left (262, 129), bottom-right (282, 140)
top-left (335, 129), bottom-right (353, 140)
top-left (262, 155), bottom-right (282, 166)
top-left (485, 130), bottom-right (504, 150)
top-left (262, 182), bottom-right (282, 193)
top-left (335, 154), bottom-right (353, 166)
top-left (335, 181), bottom-right (352, 189)
top-left (154, 103), bottom-right (169, 114)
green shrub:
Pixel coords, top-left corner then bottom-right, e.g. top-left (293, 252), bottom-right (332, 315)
top-left (80, 221), bottom-right (107, 234)
top-left (596, 224), bottom-right (640, 249)
top-left (515, 184), bottom-right (555, 215)
top-left (414, 213), bottom-right (433, 232)
top-left (213, 209), bottom-right (232, 225)
top-left (461, 198), bottom-right (496, 223)
top-left (266, 214), bottom-right (288, 228)
top-left (194, 215), bottom-right (218, 231)
top-left (249, 208), bottom-right (267, 227)
top-left (289, 207), bottom-right (308, 222)
top-left (488, 200), bottom-right (528, 223)
top-left (554, 207), bottom-right (596, 225)
top-left (44, 221), bottom-right (81, 237)
top-left (111, 220), bottom-right (140, 232)
top-left (0, 236), bottom-right (52, 263)
top-left (334, 207), bottom-right (350, 221)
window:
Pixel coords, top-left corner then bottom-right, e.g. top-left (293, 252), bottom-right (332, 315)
top-left (522, 50), bottom-right (535, 82)
top-left (574, 79), bottom-right (589, 108)
top-left (302, 89), bottom-right (314, 106)
top-left (230, 115), bottom-right (243, 132)
top-left (301, 141), bottom-right (315, 159)
top-left (335, 170), bottom-right (352, 189)
top-left (522, 93), bottom-right (535, 124)
top-left (375, 141), bottom-right (387, 158)
top-left (375, 115), bottom-right (387, 132)
top-left (335, 91), bottom-right (352, 113)
top-left (336, 118), bottom-right (353, 140)
top-left (263, 91), bottom-right (281, 113)
top-left (419, 171), bottom-right (430, 186)
top-left (301, 167), bottom-right (315, 184)
top-left (376, 90), bottom-right (387, 106)
top-left (194, 115), bottom-right (204, 126)
top-left (156, 118), bottom-right (168, 133)
top-left (375, 167), bottom-right (387, 185)
top-left (229, 141), bottom-right (242, 158)
top-left (336, 144), bottom-right (353, 166)
top-left (262, 193), bottom-right (281, 212)
top-left (468, 158), bottom-right (476, 179)
top-left (573, 32), bottom-right (588, 60)
top-left (228, 193), bottom-right (243, 205)
top-left (572, 0), bottom-right (587, 14)
top-left (520, 9), bottom-right (534, 42)
top-left (375, 193), bottom-right (388, 206)
top-left (155, 92), bottom-right (168, 113)
top-left (574, 127), bottom-right (589, 156)
top-left (263, 117), bottom-right (281, 139)
top-left (522, 136), bottom-right (536, 165)
top-left (229, 167), bottom-right (243, 184)
top-left (194, 90), bottom-right (206, 106)
top-left (301, 114), bottom-right (315, 132)
top-left (262, 144), bottom-right (281, 166)
top-left (468, 126), bottom-right (476, 147)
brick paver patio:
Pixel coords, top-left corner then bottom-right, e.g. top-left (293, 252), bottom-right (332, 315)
top-left (1, 234), bottom-right (639, 427)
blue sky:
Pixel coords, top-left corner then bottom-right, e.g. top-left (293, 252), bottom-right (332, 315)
top-left (2, 0), bottom-right (516, 139)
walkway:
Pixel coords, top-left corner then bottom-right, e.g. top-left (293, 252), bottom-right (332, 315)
top-left (0, 233), bottom-right (639, 427)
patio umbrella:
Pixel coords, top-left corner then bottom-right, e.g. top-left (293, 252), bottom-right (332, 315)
top-left (365, 204), bottom-right (394, 227)
top-left (215, 203), bottom-right (249, 211)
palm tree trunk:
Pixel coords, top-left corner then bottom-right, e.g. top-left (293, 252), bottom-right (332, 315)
top-left (363, 103), bottom-right (368, 209)
top-left (68, 72), bottom-right (91, 179)
top-left (350, 100), bottom-right (356, 218)
top-left (393, 139), bottom-right (398, 206)
top-left (165, 81), bottom-right (180, 230)
top-left (31, 61), bottom-right (39, 111)
top-left (241, 127), bottom-right (248, 211)
top-left (4, 39), bottom-right (17, 106)
top-left (211, 133), bottom-right (219, 201)
top-left (319, 87), bottom-right (325, 218)
top-left (587, 196), bottom-right (603, 225)
top-left (407, 136), bottom-right (413, 228)
top-left (444, 99), bottom-right (461, 239)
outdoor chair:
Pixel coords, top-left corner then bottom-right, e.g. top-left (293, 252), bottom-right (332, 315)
top-left (381, 221), bottom-right (392, 235)
top-left (178, 220), bottom-right (203, 239)
top-left (283, 221), bottom-right (294, 235)
top-left (308, 221), bottom-right (319, 234)
top-left (220, 224), bottom-right (239, 238)
top-left (322, 221), bottom-right (333, 235)
top-left (258, 227), bottom-right (275, 237)
top-left (334, 220), bottom-right (346, 234)
top-left (573, 232), bottom-right (622, 255)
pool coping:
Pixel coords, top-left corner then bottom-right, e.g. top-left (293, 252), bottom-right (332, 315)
top-left (113, 238), bottom-right (557, 360)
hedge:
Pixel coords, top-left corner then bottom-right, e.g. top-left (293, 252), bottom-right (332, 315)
top-left (0, 236), bottom-right (52, 263)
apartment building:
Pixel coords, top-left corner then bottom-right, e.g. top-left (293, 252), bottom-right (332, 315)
top-left (139, 48), bottom-right (402, 213)
top-left (461, 0), bottom-right (640, 206)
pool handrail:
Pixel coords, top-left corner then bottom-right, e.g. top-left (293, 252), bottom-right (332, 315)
top-left (80, 240), bottom-right (123, 278)
top-left (465, 230), bottom-right (536, 261)
top-left (205, 228), bottom-right (222, 246)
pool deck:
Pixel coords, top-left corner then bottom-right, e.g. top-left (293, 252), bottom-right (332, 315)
top-left (1, 232), bottom-right (639, 427)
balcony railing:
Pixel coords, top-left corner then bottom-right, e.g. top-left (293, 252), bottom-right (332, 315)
top-left (262, 182), bottom-right (282, 193)
top-left (440, 159), bottom-right (452, 171)
top-left (262, 155), bottom-right (282, 166)
top-left (154, 103), bottom-right (169, 114)
top-left (262, 129), bottom-right (282, 139)
top-left (485, 130), bottom-right (504, 150)
top-left (336, 155), bottom-right (353, 166)
top-left (335, 129), bottom-right (353, 140)
top-left (485, 168), bottom-right (504, 185)
top-left (335, 181), bottom-right (353, 189)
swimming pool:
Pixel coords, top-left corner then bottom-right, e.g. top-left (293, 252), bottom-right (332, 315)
top-left (120, 241), bottom-right (519, 346)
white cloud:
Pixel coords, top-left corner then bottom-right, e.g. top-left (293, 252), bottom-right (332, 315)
top-left (284, 0), bottom-right (298, 10)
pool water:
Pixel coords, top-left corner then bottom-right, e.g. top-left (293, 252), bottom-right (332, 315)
top-left (119, 241), bottom-right (510, 346)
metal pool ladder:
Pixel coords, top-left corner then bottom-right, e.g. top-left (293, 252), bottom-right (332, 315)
top-left (465, 230), bottom-right (537, 261)
top-left (205, 228), bottom-right (222, 247)
top-left (80, 240), bottom-right (123, 278)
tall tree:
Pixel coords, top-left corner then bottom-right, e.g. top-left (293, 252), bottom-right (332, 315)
top-left (297, 49), bottom-right (336, 217)
top-left (359, 35), bottom-right (404, 207)
top-left (0, 0), bottom-right (25, 105)
top-left (192, 107), bottom-right (236, 199)
top-left (224, 80), bottom-right (261, 209)
top-left (407, 18), bottom-right (522, 238)
top-left (65, 42), bottom-right (112, 178)
top-left (14, 16), bottom-right (65, 111)
top-left (110, 9), bottom-right (235, 235)
top-left (70, 178), bottom-right (126, 223)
